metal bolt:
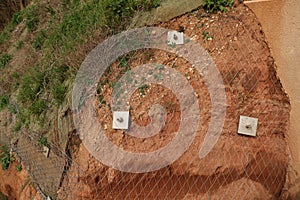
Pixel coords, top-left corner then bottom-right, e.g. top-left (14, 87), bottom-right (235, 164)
top-left (173, 34), bottom-right (178, 40)
top-left (245, 124), bottom-right (252, 129)
top-left (117, 117), bottom-right (124, 123)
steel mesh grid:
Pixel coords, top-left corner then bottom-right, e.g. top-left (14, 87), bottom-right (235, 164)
top-left (0, 3), bottom-right (291, 200)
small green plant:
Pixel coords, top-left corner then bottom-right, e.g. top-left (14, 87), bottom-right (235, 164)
top-left (0, 32), bottom-right (10, 45)
top-left (11, 11), bottom-right (24, 26)
top-left (25, 6), bottom-right (39, 32)
top-left (202, 31), bottom-right (213, 40)
top-left (48, 64), bottom-right (69, 104)
top-left (0, 54), bottom-right (12, 70)
top-left (99, 78), bottom-right (109, 88)
top-left (0, 10), bottom-right (24, 45)
top-left (0, 95), bottom-right (9, 111)
top-left (16, 164), bottom-right (22, 172)
top-left (45, 6), bottom-right (56, 16)
top-left (203, 0), bottom-right (234, 13)
top-left (14, 109), bottom-right (31, 131)
top-left (14, 40), bottom-right (24, 50)
top-left (103, 0), bottom-right (161, 31)
top-left (117, 56), bottom-right (130, 73)
top-left (37, 136), bottom-right (48, 147)
top-left (98, 95), bottom-right (106, 105)
top-left (0, 146), bottom-right (11, 170)
top-left (51, 84), bottom-right (67, 105)
top-left (13, 121), bottom-right (22, 132)
top-left (8, 104), bottom-right (17, 114)
top-left (32, 30), bottom-right (47, 49)
top-left (18, 67), bottom-right (44, 102)
top-left (29, 99), bottom-right (47, 115)
top-left (138, 84), bottom-right (149, 96)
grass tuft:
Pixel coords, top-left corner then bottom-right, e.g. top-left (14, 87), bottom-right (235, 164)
top-left (0, 54), bottom-right (12, 70)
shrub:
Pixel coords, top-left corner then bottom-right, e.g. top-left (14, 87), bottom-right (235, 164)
top-left (203, 0), bottom-right (234, 13)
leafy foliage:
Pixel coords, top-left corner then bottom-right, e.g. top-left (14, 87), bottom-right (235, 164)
top-left (32, 30), bottom-right (47, 50)
top-left (0, 53), bottom-right (12, 70)
top-left (16, 164), bottom-right (22, 172)
top-left (18, 68), bottom-right (44, 103)
top-left (29, 99), bottom-right (47, 115)
top-left (0, 95), bottom-right (9, 111)
top-left (37, 136), bottom-right (49, 147)
top-left (203, 0), bottom-right (234, 13)
top-left (25, 5), bottom-right (39, 32)
top-left (0, 146), bottom-right (11, 170)
top-left (103, 0), bottom-right (161, 31)
top-left (0, 10), bottom-right (24, 45)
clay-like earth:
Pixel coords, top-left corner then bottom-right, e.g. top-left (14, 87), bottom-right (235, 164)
top-left (0, 1), bottom-right (291, 200)
top-left (58, 2), bottom-right (290, 200)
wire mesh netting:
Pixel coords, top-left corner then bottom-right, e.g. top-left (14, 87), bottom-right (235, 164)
top-left (0, 3), bottom-right (291, 200)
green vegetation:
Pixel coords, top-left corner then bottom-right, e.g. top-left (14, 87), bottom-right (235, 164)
top-left (0, 95), bottom-right (9, 111)
top-left (0, 53), bottom-right (12, 70)
top-left (203, 0), bottom-right (234, 13)
top-left (139, 84), bottom-right (149, 96)
top-left (24, 5), bottom-right (39, 32)
top-left (18, 67), bottom-right (44, 103)
top-left (29, 99), bottom-right (47, 115)
top-left (98, 95), bottom-right (106, 105)
top-left (16, 164), bottom-right (22, 172)
top-left (1, 0), bottom-right (162, 130)
top-left (103, 0), bottom-right (161, 31)
top-left (37, 135), bottom-right (49, 147)
top-left (13, 120), bottom-right (22, 132)
top-left (0, 146), bottom-right (12, 170)
top-left (0, 10), bottom-right (24, 45)
top-left (202, 31), bottom-right (213, 40)
top-left (8, 104), bottom-right (17, 114)
top-left (0, 32), bottom-right (10, 45)
top-left (14, 40), bottom-right (24, 50)
top-left (32, 30), bottom-right (47, 50)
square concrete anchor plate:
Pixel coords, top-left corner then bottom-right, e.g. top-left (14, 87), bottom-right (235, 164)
top-left (43, 146), bottom-right (50, 158)
top-left (238, 115), bottom-right (258, 137)
top-left (167, 31), bottom-right (184, 45)
top-left (113, 111), bottom-right (129, 129)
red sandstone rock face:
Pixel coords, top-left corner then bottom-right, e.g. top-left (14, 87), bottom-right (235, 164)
top-left (58, 3), bottom-right (290, 200)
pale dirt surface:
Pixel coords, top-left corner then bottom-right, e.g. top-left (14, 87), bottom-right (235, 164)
top-left (246, 0), bottom-right (300, 198)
